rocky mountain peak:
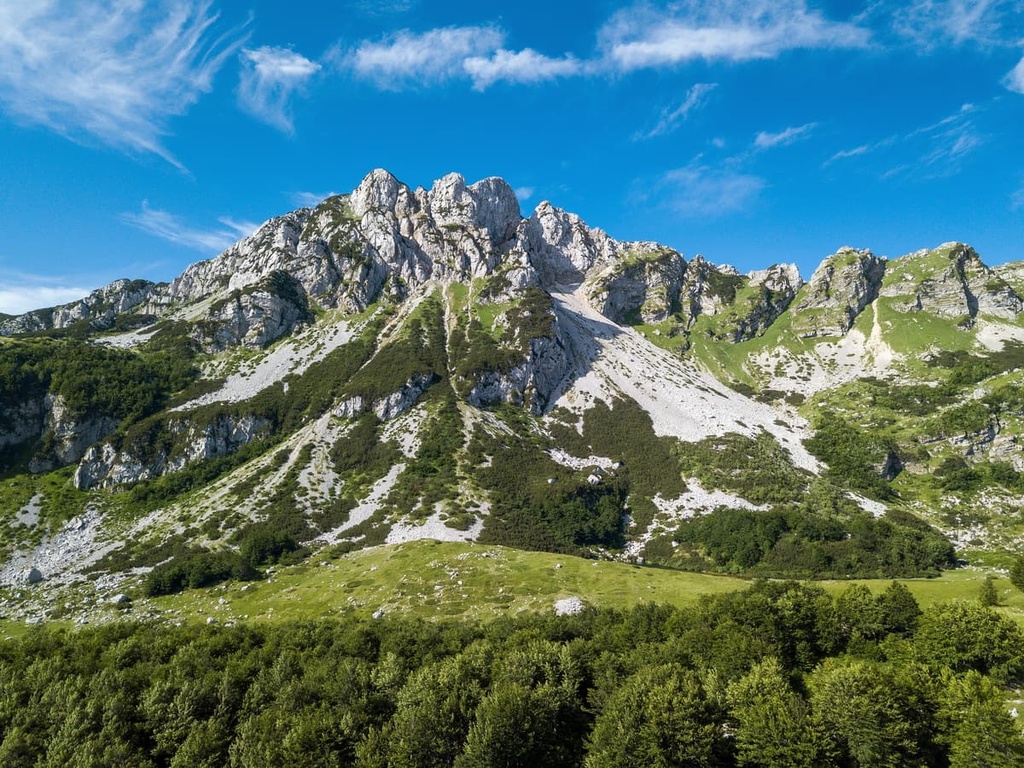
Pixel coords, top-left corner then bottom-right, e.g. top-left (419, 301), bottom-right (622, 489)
top-left (881, 241), bottom-right (1022, 323)
top-left (790, 246), bottom-right (886, 338)
top-left (427, 173), bottom-right (521, 249)
top-left (350, 168), bottom-right (404, 214)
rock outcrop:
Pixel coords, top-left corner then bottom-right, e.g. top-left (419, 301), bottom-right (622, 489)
top-left (465, 333), bottom-right (570, 414)
top-left (192, 271), bottom-right (313, 352)
top-left (790, 247), bottom-right (886, 337)
top-left (28, 395), bottom-right (119, 473)
top-left (585, 249), bottom-right (685, 325)
top-left (731, 263), bottom-right (803, 342)
top-left (74, 413), bottom-right (273, 490)
top-left (677, 256), bottom-right (744, 329)
top-left (0, 399), bottom-right (46, 452)
top-left (880, 242), bottom-right (1022, 325)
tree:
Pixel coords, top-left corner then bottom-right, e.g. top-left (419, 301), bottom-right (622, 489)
top-left (914, 602), bottom-right (1024, 684)
top-left (939, 670), bottom-right (1024, 768)
top-left (586, 664), bottom-right (732, 768)
top-left (726, 658), bottom-right (830, 767)
top-left (1009, 556), bottom-right (1024, 592)
top-left (808, 658), bottom-right (936, 768)
top-left (362, 653), bottom-right (486, 768)
top-left (979, 575), bottom-right (999, 607)
top-left (456, 682), bottom-right (577, 768)
top-left (835, 584), bottom-right (885, 644)
top-left (876, 581), bottom-right (921, 636)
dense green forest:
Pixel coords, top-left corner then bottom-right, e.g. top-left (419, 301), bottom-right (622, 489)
top-left (1, 581), bottom-right (1022, 767)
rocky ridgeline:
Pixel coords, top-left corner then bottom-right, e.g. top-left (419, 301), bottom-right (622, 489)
top-left (5, 171), bottom-right (1018, 350)
top-left (0, 279), bottom-right (157, 335)
top-left (2, 171), bottom-right (1023, 495)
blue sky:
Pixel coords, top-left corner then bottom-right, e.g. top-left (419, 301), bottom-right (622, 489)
top-left (1, 0), bottom-right (1023, 314)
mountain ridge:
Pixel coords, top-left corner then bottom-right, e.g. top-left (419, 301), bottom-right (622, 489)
top-left (0, 168), bottom-right (1022, 601)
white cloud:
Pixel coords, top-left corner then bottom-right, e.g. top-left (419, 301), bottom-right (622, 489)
top-left (601, 0), bottom-right (870, 70)
top-left (754, 122), bottom-right (817, 149)
top-left (291, 190), bottom-right (341, 207)
top-left (916, 105), bottom-right (985, 168)
top-left (0, 0), bottom-right (244, 166)
top-left (350, 0), bottom-right (419, 16)
top-left (638, 82), bottom-right (718, 140)
top-left (0, 277), bottom-right (95, 316)
top-left (830, 104), bottom-right (984, 176)
top-left (514, 186), bottom-right (535, 202)
top-left (657, 164), bottom-right (765, 216)
top-left (464, 49), bottom-right (582, 89)
top-left (892, 0), bottom-right (1013, 47)
top-left (121, 202), bottom-right (259, 253)
top-left (1006, 55), bottom-right (1024, 93)
top-left (344, 26), bottom-right (583, 90)
top-left (826, 144), bottom-right (872, 163)
top-left (238, 47), bottom-right (320, 133)
top-left (1012, 182), bottom-right (1024, 209)
top-left (347, 26), bottom-right (504, 88)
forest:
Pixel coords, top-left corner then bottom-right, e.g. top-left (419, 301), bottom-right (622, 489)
top-left (1, 580), bottom-right (1022, 767)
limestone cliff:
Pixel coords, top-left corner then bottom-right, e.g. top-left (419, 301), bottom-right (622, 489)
top-left (790, 247), bottom-right (886, 338)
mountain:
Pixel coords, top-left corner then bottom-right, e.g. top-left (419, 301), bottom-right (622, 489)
top-left (2, 169), bottom-right (1023, 613)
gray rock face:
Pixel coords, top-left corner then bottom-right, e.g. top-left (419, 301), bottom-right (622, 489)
top-left (681, 260), bottom-right (802, 343)
top-left (677, 256), bottom-right (742, 328)
top-left (881, 243), bottom-right (1022, 325)
top-left (373, 373), bottom-right (439, 421)
top-left (728, 264), bottom-right (803, 342)
top-left (0, 399), bottom-right (46, 452)
top-left (790, 248), bottom-right (886, 337)
top-left (73, 413), bottom-right (273, 490)
top-left (28, 395), bottom-right (119, 473)
top-left (157, 212), bottom-right (313, 306)
top-left (585, 249), bottom-right (686, 325)
top-left (465, 333), bottom-right (569, 415)
top-left (194, 272), bottom-right (312, 352)
top-left (522, 202), bottom-right (623, 286)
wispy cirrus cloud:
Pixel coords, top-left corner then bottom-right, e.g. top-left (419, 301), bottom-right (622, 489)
top-left (754, 122), bottom-right (817, 149)
top-left (349, 0), bottom-right (420, 17)
top-left (1011, 180), bottom-right (1024, 209)
top-left (600, 0), bottom-right (870, 70)
top-left (0, 0), bottom-right (245, 167)
top-left (637, 82), bottom-right (717, 140)
top-left (828, 103), bottom-right (984, 176)
top-left (238, 47), bottom-right (321, 133)
top-left (514, 186), bottom-right (536, 202)
top-left (1006, 55), bottom-right (1024, 94)
top-left (121, 202), bottom-right (259, 253)
top-left (291, 190), bottom-right (342, 207)
top-left (892, 0), bottom-right (1016, 47)
top-left (649, 163), bottom-right (765, 217)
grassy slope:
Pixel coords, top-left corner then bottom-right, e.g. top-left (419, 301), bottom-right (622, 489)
top-left (140, 543), bottom-right (1024, 629)
top-left (5, 540), bottom-right (1022, 643)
